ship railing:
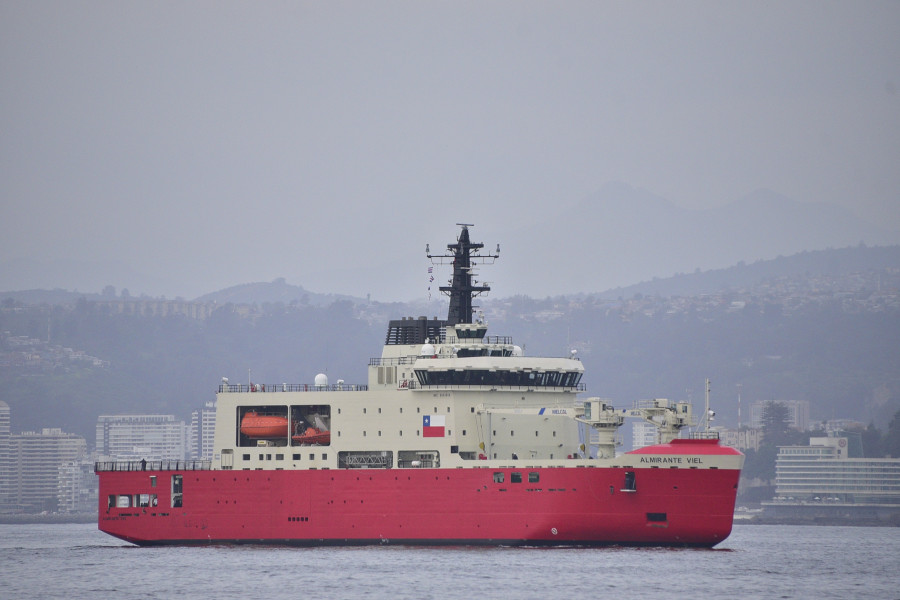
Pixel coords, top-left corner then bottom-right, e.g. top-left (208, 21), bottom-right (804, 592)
top-left (369, 356), bottom-right (419, 366)
top-left (444, 335), bottom-right (514, 345)
top-left (412, 383), bottom-right (587, 392)
top-left (218, 383), bottom-right (368, 393)
top-left (94, 459), bottom-right (212, 472)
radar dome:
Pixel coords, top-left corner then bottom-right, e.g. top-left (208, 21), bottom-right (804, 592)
top-left (314, 373), bottom-right (328, 387)
top-left (420, 343), bottom-right (436, 356)
top-left (512, 345), bottom-right (523, 357)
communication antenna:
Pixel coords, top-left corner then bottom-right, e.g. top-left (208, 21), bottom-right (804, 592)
top-left (704, 378), bottom-right (716, 432)
top-left (426, 224), bottom-right (499, 325)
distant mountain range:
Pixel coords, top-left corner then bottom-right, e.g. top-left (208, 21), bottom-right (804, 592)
top-left (601, 243), bottom-right (900, 299)
top-left (2, 183), bottom-right (899, 302)
top-left (3, 243), bottom-right (898, 308)
top-left (193, 278), bottom-right (361, 306)
top-left (498, 183), bottom-right (900, 297)
top-left (0, 279), bottom-right (366, 308)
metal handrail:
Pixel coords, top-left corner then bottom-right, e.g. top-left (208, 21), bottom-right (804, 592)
top-left (218, 383), bottom-right (368, 393)
top-left (95, 460), bottom-right (212, 472)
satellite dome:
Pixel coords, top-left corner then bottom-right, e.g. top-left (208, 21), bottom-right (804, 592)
top-left (314, 373), bottom-right (328, 387)
top-left (421, 343), bottom-right (436, 356)
top-left (512, 345), bottom-right (523, 356)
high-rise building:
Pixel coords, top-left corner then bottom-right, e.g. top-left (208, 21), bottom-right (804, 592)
top-left (631, 421), bottom-right (658, 450)
top-left (9, 428), bottom-right (87, 513)
top-left (719, 428), bottom-right (762, 452)
top-left (96, 415), bottom-right (187, 461)
top-left (190, 402), bottom-right (216, 460)
top-left (58, 458), bottom-right (98, 514)
top-left (749, 399), bottom-right (810, 431)
top-left (0, 401), bottom-right (11, 511)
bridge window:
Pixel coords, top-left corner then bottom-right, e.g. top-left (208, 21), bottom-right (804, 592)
top-left (414, 369), bottom-right (583, 388)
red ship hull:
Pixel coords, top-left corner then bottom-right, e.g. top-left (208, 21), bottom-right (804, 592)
top-left (98, 457), bottom-right (740, 547)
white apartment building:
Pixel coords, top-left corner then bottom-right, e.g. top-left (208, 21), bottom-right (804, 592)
top-left (719, 427), bottom-right (763, 452)
top-left (8, 428), bottom-right (87, 513)
top-left (58, 457), bottom-right (98, 514)
top-left (774, 436), bottom-right (900, 504)
top-left (96, 415), bottom-right (187, 461)
top-left (190, 402), bottom-right (216, 460)
top-left (749, 399), bottom-right (810, 431)
top-left (631, 421), bottom-right (659, 450)
top-left (0, 400), bottom-right (11, 510)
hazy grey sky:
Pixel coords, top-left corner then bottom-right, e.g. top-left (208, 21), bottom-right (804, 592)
top-left (2, 2), bottom-right (898, 300)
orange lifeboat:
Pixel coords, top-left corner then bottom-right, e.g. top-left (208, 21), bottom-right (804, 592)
top-left (240, 411), bottom-right (288, 438)
top-left (292, 427), bottom-right (331, 445)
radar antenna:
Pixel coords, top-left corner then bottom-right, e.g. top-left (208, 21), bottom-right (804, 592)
top-left (426, 224), bottom-right (499, 325)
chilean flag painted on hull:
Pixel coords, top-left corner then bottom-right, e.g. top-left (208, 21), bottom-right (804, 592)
top-left (423, 415), bottom-right (445, 437)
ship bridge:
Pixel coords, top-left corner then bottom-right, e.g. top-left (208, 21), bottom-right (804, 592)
top-left (412, 356), bottom-right (584, 389)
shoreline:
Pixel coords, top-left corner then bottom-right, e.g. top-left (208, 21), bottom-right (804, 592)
top-left (0, 513), bottom-right (96, 524)
top-left (736, 518), bottom-right (900, 527)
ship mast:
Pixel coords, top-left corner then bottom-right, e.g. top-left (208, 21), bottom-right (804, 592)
top-left (427, 224), bottom-right (499, 325)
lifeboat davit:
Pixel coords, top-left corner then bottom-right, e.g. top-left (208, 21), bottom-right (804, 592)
top-left (240, 411), bottom-right (289, 438)
top-left (292, 427), bottom-right (331, 445)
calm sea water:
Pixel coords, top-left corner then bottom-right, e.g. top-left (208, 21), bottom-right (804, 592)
top-left (1, 523), bottom-right (898, 600)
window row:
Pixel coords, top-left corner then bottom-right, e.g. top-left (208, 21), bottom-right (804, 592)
top-left (492, 472), bottom-right (541, 484)
top-left (415, 369), bottom-right (582, 388)
top-left (241, 453), bottom-right (328, 461)
top-left (237, 405), bottom-right (331, 447)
